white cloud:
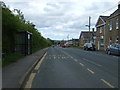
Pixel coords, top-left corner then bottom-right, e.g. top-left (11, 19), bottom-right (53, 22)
top-left (2, 0), bottom-right (119, 40)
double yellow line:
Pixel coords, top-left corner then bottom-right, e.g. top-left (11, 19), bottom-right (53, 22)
top-left (24, 52), bottom-right (47, 88)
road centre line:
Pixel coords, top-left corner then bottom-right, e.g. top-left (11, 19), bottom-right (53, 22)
top-left (71, 57), bottom-right (73, 58)
top-left (82, 58), bottom-right (102, 67)
top-left (79, 63), bottom-right (84, 66)
top-left (87, 68), bottom-right (95, 74)
top-left (101, 79), bottom-right (115, 88)
top-left (74, 59), bottom-right (78, 62)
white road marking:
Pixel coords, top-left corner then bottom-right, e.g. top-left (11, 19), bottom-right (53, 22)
top-left (101, 79), bottom-right (115, 88)
top-left (82, 58), bottom-right (102, 67)
top-left (79, 63), bottom-right (84, 66)
top-left (71, 57), bottom-right (73, 59)
top-left (74, 59), bottom-right (78, 62)
top-left (87, 68), bottom-right (95, 74)
top-left (112, 56), bottom-right (119, 59)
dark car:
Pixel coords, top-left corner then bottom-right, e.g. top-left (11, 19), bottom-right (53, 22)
top-left (106, 43), bottom-right (120, 55)
top-left (83, 43), bottom-right (96, 51)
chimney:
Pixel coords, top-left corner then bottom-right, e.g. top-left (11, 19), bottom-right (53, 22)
top-left (118, 1), bottom-right (120, 9)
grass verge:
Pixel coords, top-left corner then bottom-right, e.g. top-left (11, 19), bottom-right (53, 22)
top-left (2, 53), bottom-right (23, 67)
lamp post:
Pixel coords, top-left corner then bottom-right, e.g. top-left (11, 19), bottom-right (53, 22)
top-left (85, 16), bottom-right (91, 43)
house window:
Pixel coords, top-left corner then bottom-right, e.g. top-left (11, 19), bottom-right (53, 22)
top-left (109, 37), bottom-right (112, 44)
top-left (116, 36), bottom-right (119, 42)
top-left (100, 27), bottom-right (102, 33)
top-left (110, 21), bottom-right (112, 30)
top-left (100, 36), bottom-right (104, 46)
top-left (116, 18), bottom-right (119, 29)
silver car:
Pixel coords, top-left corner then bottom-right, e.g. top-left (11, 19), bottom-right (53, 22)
top-left (106, 43), bottom-right (120, 55)
top-left (83, 43), bottom-right (96, 51)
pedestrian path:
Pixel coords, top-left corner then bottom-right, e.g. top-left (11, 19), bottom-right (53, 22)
top-left (2, 48), bottom-right (48, 88)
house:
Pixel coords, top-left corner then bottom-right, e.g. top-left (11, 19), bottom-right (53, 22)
top-left (79, 31), bottom-right (95, 48)
top-left (95, 2), bottom-right (120, 50)
top-left (64, 40), bottom-right (73, 46)
top-left (72, 39), bottom-right (79, 46)
top-left (105, 2), bottom-right (120, 49)
top-left (95, 16), bottom-right (109, 50)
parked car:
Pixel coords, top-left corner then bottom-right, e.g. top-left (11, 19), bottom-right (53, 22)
top-left (61, 45), bottom-right (66, 48)
top-left (52, 45), bottom-right (55, 47)
top-left (106, 43), bottom-right (120, 55)
top-left (83, 43), bottom-right (96, 51)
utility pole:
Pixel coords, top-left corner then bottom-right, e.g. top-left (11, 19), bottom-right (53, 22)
top-left (85, 16), bottom-right (91, 43)
top-left (89, 16), bottom-right (91, 43)
top-left (92, 28), bottom-right (94, 44)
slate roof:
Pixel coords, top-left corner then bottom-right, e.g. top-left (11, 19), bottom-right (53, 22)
top-left (95, 16), bottom-right (109, 27)
top-left (80, 31), bottom-right (95, 39)
top-left (100, 16), bottom-right (109, 22)
top-left (109, 8), bottom-right (120, 18)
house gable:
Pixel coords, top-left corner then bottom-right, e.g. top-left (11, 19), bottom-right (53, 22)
top-left (96, 17), bottom-right (105, 27)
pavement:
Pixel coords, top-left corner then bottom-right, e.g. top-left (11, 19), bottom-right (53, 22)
top-left (2, 48), bottom-right (48, 88)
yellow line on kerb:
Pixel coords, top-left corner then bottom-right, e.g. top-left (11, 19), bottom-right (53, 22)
top-left (87, 68), bottom-right (95, 74)
top-left (25, 52), bottom-right (47, 88)
top-left (35, 52), bottom-right (47, 70)
top-left (25, 73), bottom-right (36, 88)
top-left (101, 79), bottom-right (115, 88)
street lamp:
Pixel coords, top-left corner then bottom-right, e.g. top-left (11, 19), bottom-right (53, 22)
top-left (85, 16), bottom-right (91, 43)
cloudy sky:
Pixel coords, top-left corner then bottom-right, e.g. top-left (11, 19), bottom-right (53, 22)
top-left (2, 0), bottom-right (119, 40)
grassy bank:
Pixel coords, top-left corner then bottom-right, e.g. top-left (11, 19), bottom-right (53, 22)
top-left (2, 53), bottom-right (23, 67)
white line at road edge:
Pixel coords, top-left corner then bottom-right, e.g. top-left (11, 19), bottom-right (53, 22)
top-left (24, 52), bottom-right (47, 88)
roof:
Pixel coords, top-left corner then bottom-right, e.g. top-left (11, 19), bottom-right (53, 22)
top-left (72, 39), bottom-right (79, 41)
top-left (100, 16), bottom-right (109, 22)
top-left (109, 8), bottom-right (120, 19)
top-left (95, 16), bottom-right (109, 27)
top-left (80, 31), bottom-right (94, 39)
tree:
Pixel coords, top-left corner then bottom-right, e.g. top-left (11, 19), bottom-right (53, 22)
top-left (2, 2), bottom-right (52, 54)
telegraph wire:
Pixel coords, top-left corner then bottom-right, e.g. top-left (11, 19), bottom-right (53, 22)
top-left (102, 5), bottom-right (118, 14)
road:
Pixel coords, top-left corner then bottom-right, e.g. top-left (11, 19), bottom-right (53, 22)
top-left (28, 46), bottom-right (119, 88)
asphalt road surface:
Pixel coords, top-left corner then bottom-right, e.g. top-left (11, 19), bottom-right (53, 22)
top-left (31, 46), bottom-right (119, 88)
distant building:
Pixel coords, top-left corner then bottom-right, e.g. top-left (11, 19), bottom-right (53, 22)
top-left (79, 31), bottom-right (95, 48)
top-left (72, 39), bottom-right (79, 46)
top-left (64, 40), bottom-right (73, 46)
top-left (95, 16), bottom-right (109, 50)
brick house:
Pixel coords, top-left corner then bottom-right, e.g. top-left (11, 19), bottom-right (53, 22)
top-left (95, 16), bottom-right (109, 50)
top-left (79, 31), bottom-right (95, 48)
top-left (72, 39), bottom-right (79, 46)
top-left (105, 2), bottom-right (120, 49)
